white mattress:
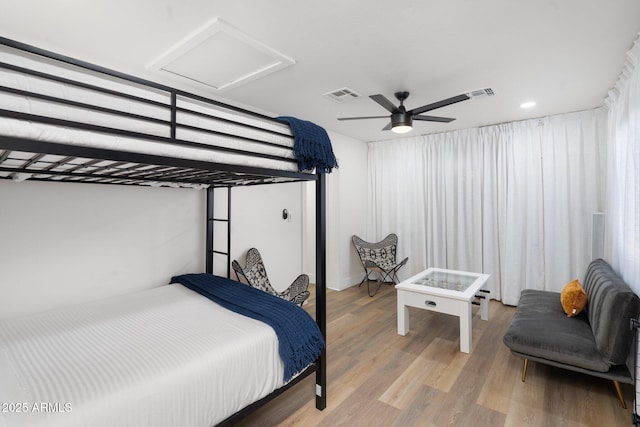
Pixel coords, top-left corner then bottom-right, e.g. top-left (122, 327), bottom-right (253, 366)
top-left (0, 45), bottom-right (297, 173)
top-left (0, 284), bottom-right (285, 427)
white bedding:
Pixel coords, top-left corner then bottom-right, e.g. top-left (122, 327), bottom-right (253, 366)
top-left (0, 284), bottom-right (285, 427)
top-left (0, 45), bottom-right (297, 173)
top-left (0, 116), bottom-right (296, 173)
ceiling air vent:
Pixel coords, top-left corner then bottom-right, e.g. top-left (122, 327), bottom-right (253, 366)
top-left (323, 87), bottom-right (361, 103)
top-left (467, 88), bottom-right (495, 99)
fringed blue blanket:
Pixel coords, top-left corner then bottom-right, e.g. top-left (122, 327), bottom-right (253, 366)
top-left (278, 116), bottom-right (338, 173)
top-left (171, 273), bottom-right (325, 382)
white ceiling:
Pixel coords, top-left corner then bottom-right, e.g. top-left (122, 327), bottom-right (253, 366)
top-left (2, 0), bottom-right (640, 142)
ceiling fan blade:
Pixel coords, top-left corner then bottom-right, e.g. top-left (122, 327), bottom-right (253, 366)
top-left (410, 94), bottom-right (470, 115)
top-left (370, 94), bottom-right (401, 114)
top-left (382, 122), bottom-right (393, 131)
top-left (338, 115), bottom-right (390, 121)
top-left (413, 115), bottom-right (456, 123)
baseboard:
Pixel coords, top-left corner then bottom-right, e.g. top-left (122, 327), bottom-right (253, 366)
top-left (310, 274), bottom-right (361, 292)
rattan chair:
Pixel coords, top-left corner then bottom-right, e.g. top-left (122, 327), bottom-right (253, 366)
top-left (232, 248), bottom-right (310, 306)
top-left (352, 233), bottom-right (409, 297)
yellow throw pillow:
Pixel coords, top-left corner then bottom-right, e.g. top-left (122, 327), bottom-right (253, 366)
top-left (560, 279), bottom-right (588, 317)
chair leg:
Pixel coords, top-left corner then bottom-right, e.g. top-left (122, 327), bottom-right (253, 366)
top-left (380, 270), bottom-right (392, 284)
top-left (521, 358), bottom-right (528, 382)
top-left (367, 280), bottom-right (383, 297)
top-left (358, 273), bottom-right (369, 287)
top-left (612, 380), bottom-right (627, 409)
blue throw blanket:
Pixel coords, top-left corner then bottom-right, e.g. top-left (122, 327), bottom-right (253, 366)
top-left (171, 273), bottom-right (325, 382)
top-left (278, 116), bottom-right (338, 173)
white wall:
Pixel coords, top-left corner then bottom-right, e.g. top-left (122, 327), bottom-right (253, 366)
top-left (303, 131), bottom-right (369, 291)
top-left (0, 131), bottom-right (369, 319)
top-left (223, 129), bottom-right (370, 293)
top-left (334, 132), bottom-right (369, 289)
top-left (219, 181), bottom-right (305, 293)
top-left (0, 180), bottom-right (204, 319)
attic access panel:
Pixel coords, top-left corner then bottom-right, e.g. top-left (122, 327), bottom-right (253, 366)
top-left (148, 18), bottom-right (295, 93)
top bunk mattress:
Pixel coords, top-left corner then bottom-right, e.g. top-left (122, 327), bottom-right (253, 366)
top-left (0, 283), bottom-right (286, 427)
top-left (0, 42), bottom-right (314, 186)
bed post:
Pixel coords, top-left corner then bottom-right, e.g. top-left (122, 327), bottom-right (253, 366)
top-left (170, 92), bottom-right (177, 139)
top-left (315, 172), bottom-right (327, 410)
top-left (226, 186), bottom-right (232, 278)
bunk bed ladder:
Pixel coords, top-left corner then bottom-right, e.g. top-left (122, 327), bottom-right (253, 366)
top-left (206, 186), bottom-right (232, 278)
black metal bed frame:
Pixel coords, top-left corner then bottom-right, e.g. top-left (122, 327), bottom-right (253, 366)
top-left (0, 37), bottom-right (327, 422)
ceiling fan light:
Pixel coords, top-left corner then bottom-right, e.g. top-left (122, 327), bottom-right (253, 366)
top-left (391, 124), bottom-right (412, 133)
top-left (391, 111), bottom-right (413, 133)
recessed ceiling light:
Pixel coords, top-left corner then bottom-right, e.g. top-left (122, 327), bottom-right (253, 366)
top-left (520, 101), bottom-right (536, 109)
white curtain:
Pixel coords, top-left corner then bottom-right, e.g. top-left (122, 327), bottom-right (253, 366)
top-left (605, 34), bottom-right (640, 295)
top-left (368, 109), bottom-right (606, 305)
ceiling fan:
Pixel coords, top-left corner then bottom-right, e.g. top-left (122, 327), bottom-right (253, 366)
top-left (337, 91), bottom-right (470, 133)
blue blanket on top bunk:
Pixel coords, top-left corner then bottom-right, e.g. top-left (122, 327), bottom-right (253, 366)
top-left (278, 116), bottom-right (338, 173)
top-left (170, 273), bottom-right (325, 382)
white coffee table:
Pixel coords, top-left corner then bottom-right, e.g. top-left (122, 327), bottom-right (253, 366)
top-left (396, 268), bottom-right (490, 353)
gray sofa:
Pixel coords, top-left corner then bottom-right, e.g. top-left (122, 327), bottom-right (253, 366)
top-left (503, 259), bottom-right (640, 408)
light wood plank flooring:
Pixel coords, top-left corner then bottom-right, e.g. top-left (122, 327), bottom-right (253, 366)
top-left (235, 282), bottom-right (634, 426)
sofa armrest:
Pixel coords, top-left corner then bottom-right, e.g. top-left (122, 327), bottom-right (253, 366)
top-left (583, 259), bottom-right (640, 365)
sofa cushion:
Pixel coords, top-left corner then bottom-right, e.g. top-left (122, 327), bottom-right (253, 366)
top-left (560, 279), bottom-right (588, 317)
top-left (503, 289), bottom-right (609, 372)
top-left (582, 259), bottom-right (640, 366)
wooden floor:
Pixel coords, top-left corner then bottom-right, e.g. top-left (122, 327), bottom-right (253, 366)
top-left (235, 282), bottom-right (635, 427)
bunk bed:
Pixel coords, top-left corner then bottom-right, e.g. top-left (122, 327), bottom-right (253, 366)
top-left (0, 37), bottom-right (329, 427)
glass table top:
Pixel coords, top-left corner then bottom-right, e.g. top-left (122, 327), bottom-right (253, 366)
top-left (411, 270), bottom-right (478, 292)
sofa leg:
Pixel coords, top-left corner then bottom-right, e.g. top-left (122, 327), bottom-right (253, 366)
top-left (613, 380), bottom-right (627, 409)
top-left (521, 358), bottom-right (528, 382)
